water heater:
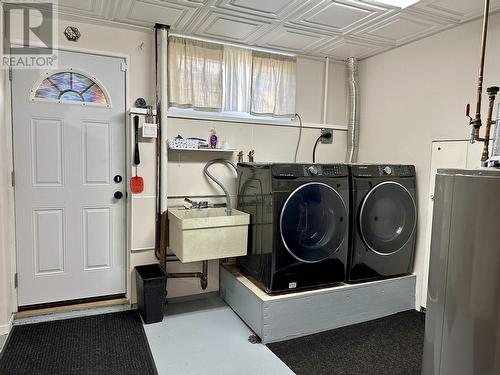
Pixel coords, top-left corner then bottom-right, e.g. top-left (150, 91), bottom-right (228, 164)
top-left (422, 168), bottom-right (500, 375)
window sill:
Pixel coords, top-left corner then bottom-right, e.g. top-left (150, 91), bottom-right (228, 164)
top-left (166, 110), bottom-right (348, 131)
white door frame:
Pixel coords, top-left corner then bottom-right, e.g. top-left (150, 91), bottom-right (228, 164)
top-left (9, 43), bottom-right (132, 310)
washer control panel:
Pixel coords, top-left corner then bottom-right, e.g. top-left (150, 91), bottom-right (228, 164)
top-left (322, 164), bottom-right (347, 176)
top-left (351, 164), bottom-right (415, 177)
top-left (382, 166), bottom-right (392, 175)
top-left (272, 164), bottom-right (348, 177)
top-left (307, 165), bottom-right (319, 175)
top-left (302, 164), bottom-right (348, 177)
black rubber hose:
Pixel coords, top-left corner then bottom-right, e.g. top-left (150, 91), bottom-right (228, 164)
top-left (312, 132), bottom-right (332, 163)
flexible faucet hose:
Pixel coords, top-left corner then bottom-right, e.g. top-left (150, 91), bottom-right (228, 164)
top-left (203, 159), bottom-right (238, 216)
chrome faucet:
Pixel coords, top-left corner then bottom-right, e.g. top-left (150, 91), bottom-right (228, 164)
top-left (184, 198), bottom-right (209, 209)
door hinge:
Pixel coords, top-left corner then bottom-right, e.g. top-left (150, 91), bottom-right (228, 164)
top-left (11, 170), bottom-right (15, 187)
top-left (14, 273), bottom-right (18, 288)
top-left (120, 62), bottom-right (128, 72)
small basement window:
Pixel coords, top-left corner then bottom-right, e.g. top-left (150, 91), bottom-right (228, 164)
top-left (31, 69), bottom-right (110, 107)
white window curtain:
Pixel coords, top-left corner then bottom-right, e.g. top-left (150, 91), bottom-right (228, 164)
top-left (223, 46), bottom-right (252, 113)
top-left (251, 51), bottom-right (296, 117)
top-left (168, 36), bottom-right (223, 111)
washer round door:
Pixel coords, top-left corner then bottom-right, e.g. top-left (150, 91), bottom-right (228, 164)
top-left (280, 182), bottom-right (348, 263)
top-left (359, 181), bottom-right (417, 255)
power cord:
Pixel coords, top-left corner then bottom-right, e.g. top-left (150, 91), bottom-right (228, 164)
top-left (313, 132), bottom-right (332, 163)
top-left (293, 113), bottom-right (303, 163)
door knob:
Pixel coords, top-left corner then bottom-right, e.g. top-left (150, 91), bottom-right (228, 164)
top-left (114, 191), bottom-right (123, 200)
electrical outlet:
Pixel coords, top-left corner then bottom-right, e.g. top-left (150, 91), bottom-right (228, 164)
top-left (321, 128), bottom-right (333, 144)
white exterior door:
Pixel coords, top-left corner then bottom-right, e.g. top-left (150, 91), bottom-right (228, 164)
top-left (12, 49), bottom-right (126, 306)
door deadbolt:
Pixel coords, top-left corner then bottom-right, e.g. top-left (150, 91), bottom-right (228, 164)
top-left (114, 191), bottom-right (123, 200)
top-left (114, 175), bottom-right (123, 183)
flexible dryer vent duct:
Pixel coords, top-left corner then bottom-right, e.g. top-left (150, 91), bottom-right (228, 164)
top-left (346, 57), bottom-right (359, 163)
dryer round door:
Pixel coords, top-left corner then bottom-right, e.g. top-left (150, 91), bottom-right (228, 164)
top-left (359, 181), bottom-right (417, 255)
top-left (280, 182), bottom-right (348, 263)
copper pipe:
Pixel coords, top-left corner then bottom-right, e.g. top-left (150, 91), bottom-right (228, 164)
top-left (473, 0), bottom-right (491, 134)
top-left (471, 0), bottom-right (490, 143)
top-left (167, 272), bottom-right (204, 278)
top-left (166, 260), bottom-right (208, 290)
top-left (166, 254), bottom-right (180, 262)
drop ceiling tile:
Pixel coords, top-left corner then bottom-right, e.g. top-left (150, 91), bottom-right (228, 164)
top-left (192, 12), bottom-right (271, 42)
top-left (414, 0), bottom-right (500, 22)
top-left (318, 38), bottom-right (382, 59)
top-left (289, 0), bottom-right (393, 34)
top-left (262, 27), bottom-right (332, 52)
top-left (215, 0), bottom-right (305, 19)
top-left (57, 0), bottom-right (107, 18)
top-left (54, 0), bottom-right (499, 60)
top-left (355, 11), bottom-right (448, 45)
top-left (113, 0), bottom-right (201, 29)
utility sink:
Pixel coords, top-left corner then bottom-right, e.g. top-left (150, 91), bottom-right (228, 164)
top-left (168, 208), bottom-right (250, 263)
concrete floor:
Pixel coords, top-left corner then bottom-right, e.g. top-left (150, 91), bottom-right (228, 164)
top-left (144, 296), bottom-right (293, 375)
top-left (0, 296), bottom-right (292, 374)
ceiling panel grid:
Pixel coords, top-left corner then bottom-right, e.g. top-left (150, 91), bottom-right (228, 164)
top-left (56, 0), bottom-right (498, 60)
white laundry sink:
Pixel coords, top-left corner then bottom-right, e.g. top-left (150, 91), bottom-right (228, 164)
top-left (168, 208), bottom-right (249, 263)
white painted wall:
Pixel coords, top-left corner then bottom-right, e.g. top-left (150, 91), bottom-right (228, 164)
top-left (132, 58), bottom-right (348, 300)
top-left (358, 12), bottom-right (500, 308)
top-left (0, 12), bottom-right (349, 321)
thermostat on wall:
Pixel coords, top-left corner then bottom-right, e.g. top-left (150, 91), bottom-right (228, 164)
top-left (142, 122), bottom-right (157, 138)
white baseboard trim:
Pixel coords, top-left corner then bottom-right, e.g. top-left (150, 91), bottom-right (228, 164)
top-left (0, 314), bottom-right (14, 335)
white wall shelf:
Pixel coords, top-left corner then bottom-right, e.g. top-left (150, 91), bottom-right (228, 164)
top-left (167, 146), bottom-right (238, 153)
top-left (130, 107), bottom-right (157, 115)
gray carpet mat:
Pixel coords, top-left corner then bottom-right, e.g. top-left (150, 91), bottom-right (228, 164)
top-left (268, 310), bottom-right (425, 375)
top-left (0, 310), bottom-right (157, 375)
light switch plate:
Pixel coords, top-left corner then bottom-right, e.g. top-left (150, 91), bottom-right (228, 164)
top-left (142, 122), bottom-right (157, 138)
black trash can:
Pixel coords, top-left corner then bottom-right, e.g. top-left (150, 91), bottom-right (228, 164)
top-left (135, 264), bottom-right (167, 324)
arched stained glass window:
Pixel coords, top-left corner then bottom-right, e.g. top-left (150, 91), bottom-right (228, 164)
top-left (32, 70), bottom-right (110, 106)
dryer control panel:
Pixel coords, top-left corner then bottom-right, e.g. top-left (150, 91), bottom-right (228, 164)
top-left (351, 164), bottom-right (415, 177)
top-left (272, 164), bottom-right (348, 177)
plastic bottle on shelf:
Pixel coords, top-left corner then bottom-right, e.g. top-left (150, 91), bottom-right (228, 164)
top-left (209, 128), bottom-right (218, 149)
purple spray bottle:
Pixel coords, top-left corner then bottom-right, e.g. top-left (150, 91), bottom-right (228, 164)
top-left (209, 128), bottom-right (218, 149)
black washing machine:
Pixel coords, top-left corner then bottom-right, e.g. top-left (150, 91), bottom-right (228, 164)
top-left (236, 163), bottom-right (349, 293)
top-left (348, 164), bottom-right (417, 282)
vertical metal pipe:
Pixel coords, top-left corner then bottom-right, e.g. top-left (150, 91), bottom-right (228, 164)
top-left (201, 260), bottom-right (208, 290)
top-left (155, 24), bottom-right (170, 262)
top-left (345, 57), bottom-right (359, 163)
top-left (472, 0), bottom-right (490, 140)
top-left (157, 25), bottom-right (169, 213)
top-left (322, 57), bottom-right (330, 124)
top-left (481, 87), bottom-right (499, 163)
top-left (489, 105), bottom-right (500, 167)
top-left (492, 104), bottom-right (500, 160)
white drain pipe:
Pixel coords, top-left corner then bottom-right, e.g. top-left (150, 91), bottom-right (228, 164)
top-left (346, 57), bottom-right (359, 163)
top-left (323, 57), bottom-right (330, 124)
